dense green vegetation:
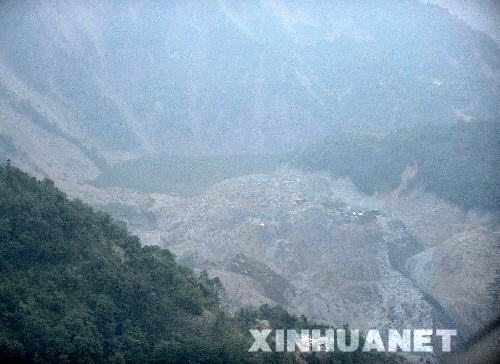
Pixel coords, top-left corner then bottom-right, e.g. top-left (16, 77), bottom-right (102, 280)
top-left (293, 121), bottom-right (500, 210)
top-left (0, 164), bottom-right (392, 363)
top-left (92, 154), bottom-right (286, 197)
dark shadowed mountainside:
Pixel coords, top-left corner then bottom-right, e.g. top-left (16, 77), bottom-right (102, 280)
top-left (0, 0), bottom-right (498, 185)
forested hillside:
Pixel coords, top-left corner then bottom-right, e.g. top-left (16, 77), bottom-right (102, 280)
top-left (293, 121), bottom-right (500, 210)
top-left (0, 163), bottom-right (393, 363)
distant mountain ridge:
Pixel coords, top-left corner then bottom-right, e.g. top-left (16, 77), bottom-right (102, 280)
top-left (0, 0), bottom-right (499, 185)
top-left (423, 0), bottom-right (500, 44)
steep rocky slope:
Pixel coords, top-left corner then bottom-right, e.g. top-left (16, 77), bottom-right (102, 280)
top-left (79, 168), bottom-right (499, 343)
top-left (148, 169), bottom-right (434, 332)
top-left (407, 227), bottom-right (499, 338)
top-left (390, 188), bottom-right (499, 337)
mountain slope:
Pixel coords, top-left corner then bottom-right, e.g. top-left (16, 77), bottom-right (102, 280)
top-left (0, 163), bottom-right (246, 363)
top-left (293, 121), bottom-right (500, 210)
top-left (0, 163), bottom-right (399, 363)
top-left (134, 169), bottom-right (434, 331)
top-left (86, 166), bottom-right (499, 345)
top-left (0, 0), bottom-right (499, 185)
